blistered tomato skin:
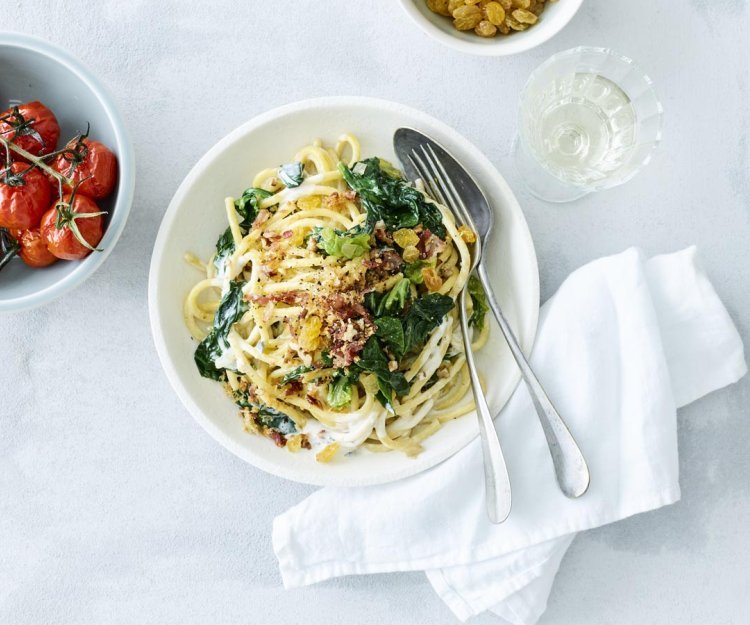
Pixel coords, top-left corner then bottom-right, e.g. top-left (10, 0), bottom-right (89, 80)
top-left (13, 228), bottom-right (58, 268)
top-left (40, 193), bottom-right (104, 261)
top-left (0, 163), bottom-right (54, 229)
top-left (51, 138), bottom-right (118, 199)
top-left (0, 101), bottom-right (61, 160)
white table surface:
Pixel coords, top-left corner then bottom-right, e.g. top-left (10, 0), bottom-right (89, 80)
top-left (2, 2), bottom-right (749, 624)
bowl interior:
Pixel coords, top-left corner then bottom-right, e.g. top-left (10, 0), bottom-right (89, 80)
top-left (150, 97), bottom-right (540, 486)
top-left (0, 38), bottom-right (125, 309)
top-left (403, 0), bottom-right (583, 54)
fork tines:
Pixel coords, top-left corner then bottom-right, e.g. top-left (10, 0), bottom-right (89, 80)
top-left (408, 144), bottom-right (476, 233)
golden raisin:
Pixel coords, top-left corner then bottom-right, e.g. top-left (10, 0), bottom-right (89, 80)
top-left (511, 0), bottom-right (530, 7)
top-left (474, 19), bottom-right (497, 36)
top-left (402, 245), bottom-right (420, 263)
top-left (286, 228), bottom-right (305, 247)
top-left (465, 0), bottom-right (482, 4)
top-left (483, 1), bottom-right (506, 25)
top-left (422, 267), bottom-right (443, 292)
top-left (498, 0), bottom-right (512, 9)
top-left (299, 315), bottom-right (322, 352)
top-left (457, 224), bottom-right (477, 243)
top-left (448, 0), bottom-right (465, 13)
top-left (497, 20), bottom-right (510, 33)
top-left (505, 14), bottom-right (527, 30)
top-left (512, 8), bottom-right (538, 23)
top-left (452, 4), bottom-right (482, 29)
top-left (316, 442), bottom-right (340, 463)
top-left (393, 228), bottom-right (420, 248)
top-left (297, 195), bottom-right (321, 211)
top-left (286, 434), bottom-right (303, 453)
top-left (427, 0), bottom-right (451, 15)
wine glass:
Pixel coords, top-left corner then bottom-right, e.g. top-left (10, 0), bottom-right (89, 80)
top-left (512, 46), bottom-right (663, 203)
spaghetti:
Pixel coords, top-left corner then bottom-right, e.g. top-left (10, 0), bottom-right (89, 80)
top-left (184, 135), bottom-right (488, 462)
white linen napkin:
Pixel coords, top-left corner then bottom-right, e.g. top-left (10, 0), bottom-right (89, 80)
top-left (272, 247), bottom-right (746, 623)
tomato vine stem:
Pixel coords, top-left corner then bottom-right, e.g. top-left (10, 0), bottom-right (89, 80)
top-left (0, 135), bottom-right (74, 188)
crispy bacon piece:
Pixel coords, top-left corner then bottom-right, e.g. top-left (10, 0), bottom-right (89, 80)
top-left (269, 431), bottom-right (287, 447)
top-left (328, 316), bottom-right (376, 368)
top-left (306, 393), bottom-right (322, 408)
top-left (417, 228), bottom-right (446, 259)
top-left (252, 209), bottom-right (271, 229)
top-left (326, 292), bottom-right (368, 320)
top-left (285, 379), bottom-right (303, 395)
top-left (364, 248), bottom-right (404, 277)
top-left (374, 224), bottom-right (394, 245)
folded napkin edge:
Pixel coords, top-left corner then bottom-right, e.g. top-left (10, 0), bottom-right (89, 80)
top-left (427, 555), bottom-right (552, 623)
top-left (272, 486), bottom-right (681, 589)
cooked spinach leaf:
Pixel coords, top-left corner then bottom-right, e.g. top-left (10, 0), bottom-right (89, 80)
top-left (213, 227), bottom-right (235, 273)
top-left (327, 372), bottom-right (353, 409)
top-left (279, 162), bottom-right (304, 188)
top-left (214, 188), bottom-right (271, 273)
top-left (403, 293), bottom-right (454, 355)
top-left (232, 389), bottom-right (297, 434)
top-left (0, 228), bottom-right (19, 272)
top-left (375, 316), bottom-right (405, 360)
top-left (364, 291), bottom-right (383, 316)
top-left (313, 226), bottom-right (370, 259)
top-left (339, 158), bottom-right (447, 239)
top-left (194, 280), bottom-right (247, 380)
top-left (354, 336), bottom-right (409, 412)
top-left (376, 277), bottom-right (410, 316)
top-left (404, 260), bottom-right (433, 285)
top-left (468, 274), bottom-right (489, 332)
top-left (235, 187), bottom-right (271, 229)
top-left (280, 365), bottom-right (313, 385)
top-left (255, 404), bottom-right (297, 434)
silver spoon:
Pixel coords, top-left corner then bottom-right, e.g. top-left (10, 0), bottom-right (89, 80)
top-left (394, 128), bottom-right (590, 499)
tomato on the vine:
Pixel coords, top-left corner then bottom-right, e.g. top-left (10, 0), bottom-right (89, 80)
top-left (10, 228), bottom-right (58, 268)
top-left (40, 193), bottom-right (105, 261)
top-left (0, 162), bottom-right (53, 229)
top-left (51, 136), bottom-right (118, 200)
top-left (0, 101), bottom-right (61, 160)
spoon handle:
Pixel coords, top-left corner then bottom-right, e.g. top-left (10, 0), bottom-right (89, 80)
top-left (476, 263), bottom-right (590, 498)
top-left (459, 288), bottom-right (512, 524)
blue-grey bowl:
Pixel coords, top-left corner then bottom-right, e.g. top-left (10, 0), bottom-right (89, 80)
top-left (0, 31), bottom-right (134, 313)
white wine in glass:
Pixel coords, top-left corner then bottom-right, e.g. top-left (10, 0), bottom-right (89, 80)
top-left (513, 47), bottom-right (663, 203)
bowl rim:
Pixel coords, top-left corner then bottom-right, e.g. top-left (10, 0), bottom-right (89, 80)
top-left (148, 95), bottom-right (540, 486)
top-left (0, 31), bottom-right (135, 313)
top-left (396, 0), bottom-right (584, 57)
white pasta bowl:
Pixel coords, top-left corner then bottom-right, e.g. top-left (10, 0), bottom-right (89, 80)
top-left (149, 96), bottom-right (539, 486)
top-left (397, 0), bottom-right (584, 56)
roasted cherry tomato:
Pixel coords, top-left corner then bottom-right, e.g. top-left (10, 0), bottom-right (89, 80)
top-left (11, 227), bottom-right (58, 268)
top-left (51, 136), bottom-right (118, 199)
top-left (40, 193), bottom-right (105, 261)
top-left (0, 162), bottom-right (53, 229)
top-left (0, 101), bottom-right (60, 160)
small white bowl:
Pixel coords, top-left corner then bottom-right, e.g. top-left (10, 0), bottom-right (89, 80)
top-left (397, 0), bottom-right (584, 56)
top-left (0, 32), bottom-right (135, 313)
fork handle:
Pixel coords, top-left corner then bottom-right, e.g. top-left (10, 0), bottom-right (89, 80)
top-left (459, 288), bottom-right (512, 524)
top-left (476, 263), bottom-right (590, 498)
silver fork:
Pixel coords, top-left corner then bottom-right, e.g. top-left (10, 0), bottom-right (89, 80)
top-left (399, 132), bottom-right (590, 502)
top-left (410, 151), bottom-right (512, 524)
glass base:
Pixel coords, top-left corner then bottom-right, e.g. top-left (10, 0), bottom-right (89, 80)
top-left (511, 135), bottom-right (590, 203)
